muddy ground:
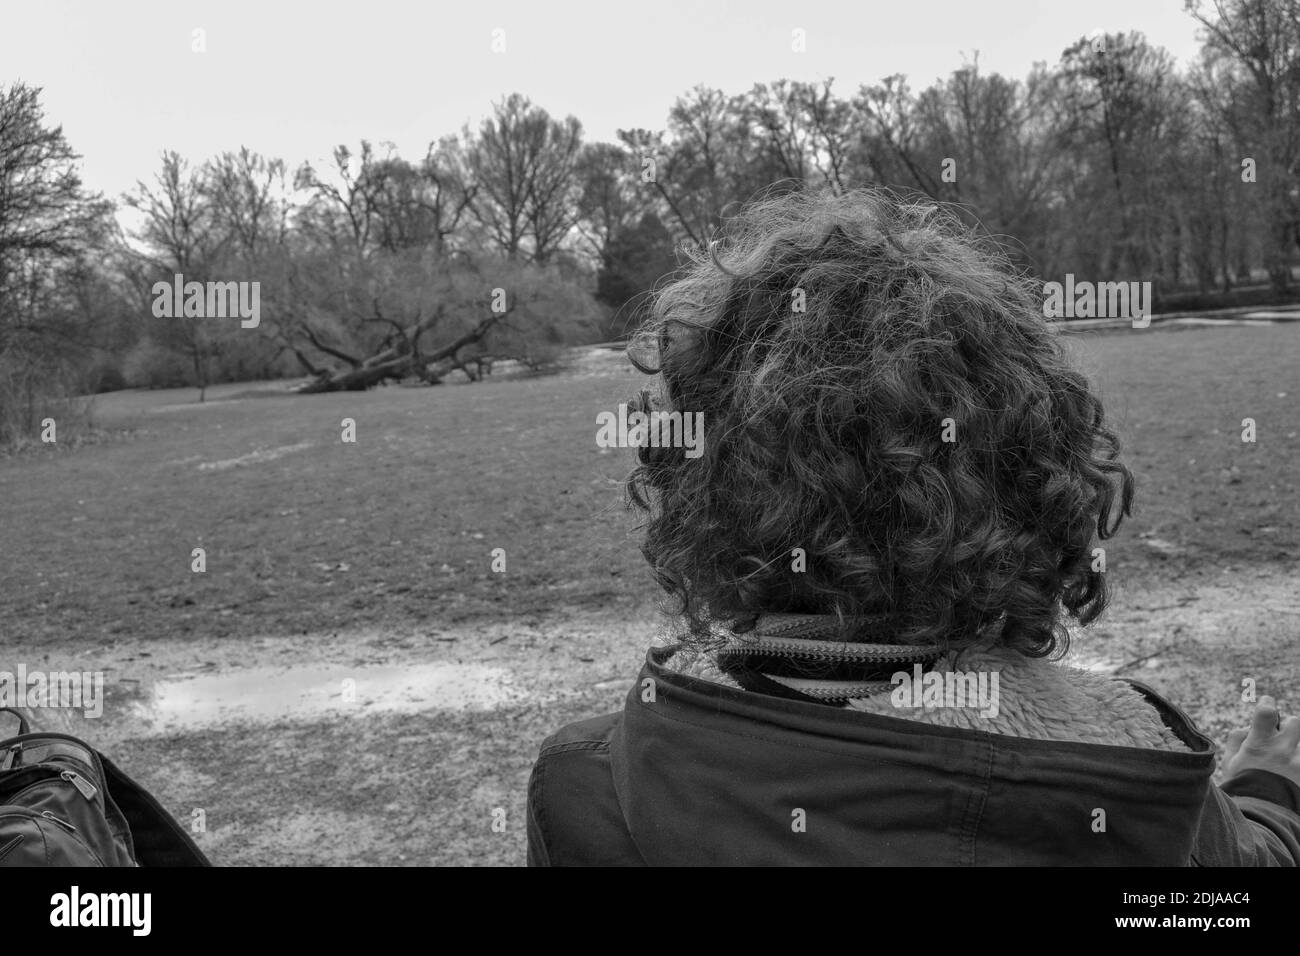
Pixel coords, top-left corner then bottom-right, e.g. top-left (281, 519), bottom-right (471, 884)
top-left (2, 324), bottom-right (1298, 865)
top-left (8, 560), bottom-right (1297, 866)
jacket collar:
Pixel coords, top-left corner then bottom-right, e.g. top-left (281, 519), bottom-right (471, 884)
top-left (607, 645), bottom-right (1216, 866)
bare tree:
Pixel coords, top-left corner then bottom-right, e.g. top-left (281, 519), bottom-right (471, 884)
top-left (294, 141), bottom-right (388, 256)
top-left (1187, 0), bottom-right (1300, 293)
top-left (206, 147), bottom-right (289, 261)
top-left (0, 83), bottom-right (117, 442)
top-left (123, 151), bottom-right (227, 400)
top-left (572, 142), bottom-right (645, 269)
top-left (464, 95), bottom-right (584, 262)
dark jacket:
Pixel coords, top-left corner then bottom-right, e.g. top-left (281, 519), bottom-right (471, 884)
top-left (526, 646), bottom-right (1300, 866)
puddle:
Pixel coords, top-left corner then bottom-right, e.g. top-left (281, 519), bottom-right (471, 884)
top-left (1166, 317), bottom-right (1276, 327)
top-left (132, 662), bottom-right (521, 730)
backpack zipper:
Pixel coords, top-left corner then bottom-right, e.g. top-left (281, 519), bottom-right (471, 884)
top-left (41, 811), bottom-right (77, 832)
top-left (60, 770), bottom-right (98, 801)
top-left (1, 744), bottom-right (19, 771)
top-left (0, 808), bottom-right (105, 865)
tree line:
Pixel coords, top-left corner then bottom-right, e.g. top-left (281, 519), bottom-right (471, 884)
top-left (1, 0), bottom-right (1298, 445)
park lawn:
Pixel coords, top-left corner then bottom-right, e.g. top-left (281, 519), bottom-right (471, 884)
top-left (1065, 324), bottom-right (1299, 577)
top-left (2, 325), bottom-right (1296, 651)
top-left (1, 354), bottom-right (651, 647)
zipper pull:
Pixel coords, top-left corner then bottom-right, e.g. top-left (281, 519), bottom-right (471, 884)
top-left (41, 810), bottom-right (77, 832)
top-left (60, 770), bottom-right (98, 801)
top-left (0, 744), bottom-right (19, 771)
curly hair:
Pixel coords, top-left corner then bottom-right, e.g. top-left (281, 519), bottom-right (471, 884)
top-left (625, 187), bottom-right (1133, 658)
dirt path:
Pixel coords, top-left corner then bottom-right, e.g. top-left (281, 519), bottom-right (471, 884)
top-left (1066, 563), bottom-right (1300, 746)
top-left (3, 565), bottom-right (1296, 865)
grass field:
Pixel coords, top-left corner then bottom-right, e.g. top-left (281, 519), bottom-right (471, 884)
top-left (1, 323), bottom-right (1298, 865)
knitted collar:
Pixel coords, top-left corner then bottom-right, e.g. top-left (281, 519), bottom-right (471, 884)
top-left (664, 612), bottom-right (1191, 751)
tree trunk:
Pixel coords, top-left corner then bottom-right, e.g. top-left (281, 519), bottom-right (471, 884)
top-left (296, 309), bottom-right (511, 394)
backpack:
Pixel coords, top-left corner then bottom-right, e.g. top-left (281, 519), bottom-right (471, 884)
top-left (0, 707), bottom-right (210, 866)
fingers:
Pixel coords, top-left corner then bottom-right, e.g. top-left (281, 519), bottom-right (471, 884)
top-left (1223, 728), bottom-right (1248, 763)
top-left (1224, 696), bottom-right (1297, 766)
top-left (1279, 714), bottom-right (1300, 750)
top-left (1250, 696), bottom-right (1280, 740)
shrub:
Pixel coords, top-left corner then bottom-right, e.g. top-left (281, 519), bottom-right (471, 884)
top-left (121, 340), bottom-right (194, 389)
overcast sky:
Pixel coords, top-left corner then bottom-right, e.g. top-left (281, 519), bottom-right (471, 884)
top-left (3, 0), bottom-right (1208, 203)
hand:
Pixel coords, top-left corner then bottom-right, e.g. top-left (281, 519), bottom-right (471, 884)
top-left (1220, 696), bottom-right (1300, 789)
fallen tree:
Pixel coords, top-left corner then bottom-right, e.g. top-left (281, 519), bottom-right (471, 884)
top-left (293, 300), bottom-right (514, 393)
top-left (274, 247), bottom-right (603, 392)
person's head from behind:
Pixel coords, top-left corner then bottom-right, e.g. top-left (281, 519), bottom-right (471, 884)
top-left (626, 187), bottom-right (1133, 659)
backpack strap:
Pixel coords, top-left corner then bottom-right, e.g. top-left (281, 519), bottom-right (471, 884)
top-left (0, 708), bottom-right (31, 737)
top-left (99, 754), bottom-right (212, 867)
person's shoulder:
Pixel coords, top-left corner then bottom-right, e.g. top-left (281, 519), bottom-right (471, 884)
top-left (528, 709), bottom-right (641, 866)
top-left (537, 710), bottom-right (622, 755)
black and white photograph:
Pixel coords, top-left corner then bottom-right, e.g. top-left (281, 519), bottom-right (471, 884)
top-left (1, 0), bottom-right (1298, 918)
